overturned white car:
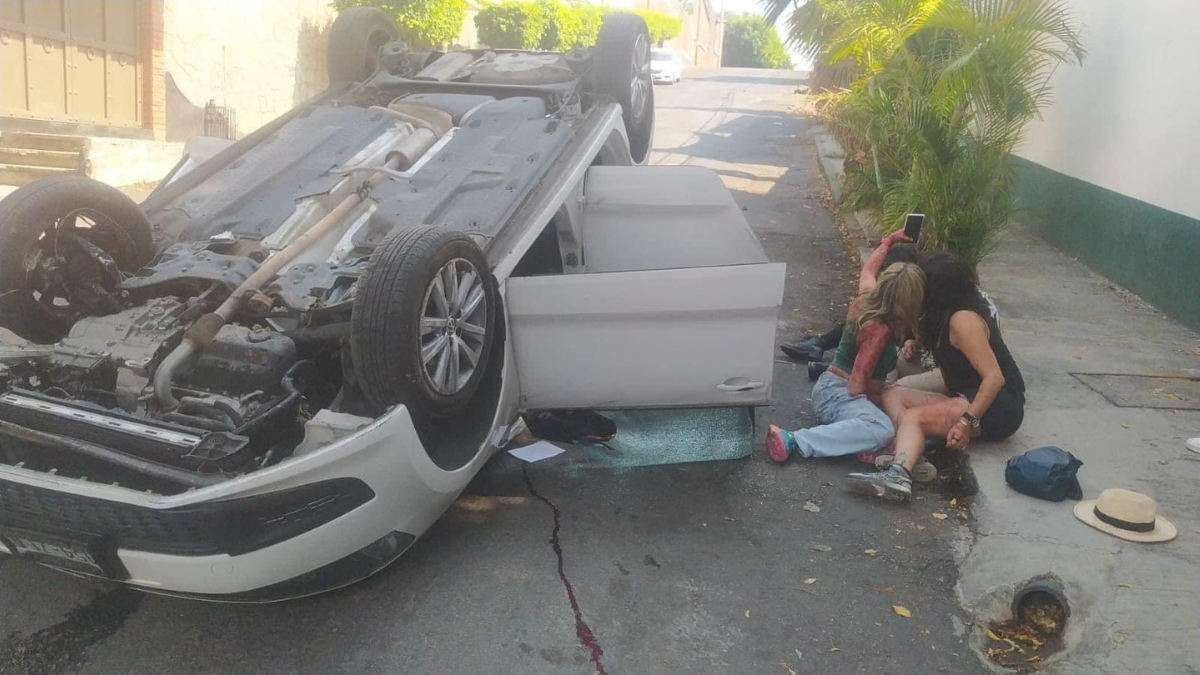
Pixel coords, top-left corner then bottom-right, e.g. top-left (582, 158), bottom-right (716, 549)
top-left (0, 9), bottom-right (784, 600)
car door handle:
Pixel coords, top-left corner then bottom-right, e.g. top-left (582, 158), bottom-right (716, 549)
top-left (717, 377), bottom-right (765, 392)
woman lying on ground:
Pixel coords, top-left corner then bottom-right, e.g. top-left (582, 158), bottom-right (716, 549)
top-left (845, 252), bottom-right (1026, 501)
top-left (765, 232), bottom-right (924, 462)
top-left (779, 244), bottom-right (921, 364)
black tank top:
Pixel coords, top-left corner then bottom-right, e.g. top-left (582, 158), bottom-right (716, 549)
top-left (934, 311), bottom-right (1025, 396)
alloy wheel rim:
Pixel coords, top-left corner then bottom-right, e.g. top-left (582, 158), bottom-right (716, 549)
top-left (419, 258), bottom-right (487, 396)
top-left (629, 33), bottom-right (651, 122)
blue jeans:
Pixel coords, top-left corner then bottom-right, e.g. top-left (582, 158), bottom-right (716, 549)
top-left (792, 371), bottom-right (895, 458)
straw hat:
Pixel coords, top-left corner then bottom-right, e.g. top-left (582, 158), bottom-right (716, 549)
top-left (1073, 488), bottom-right (1176, 543)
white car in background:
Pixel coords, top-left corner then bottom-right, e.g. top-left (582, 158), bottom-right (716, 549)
top-left (651, 48), bottom-right (682, 84)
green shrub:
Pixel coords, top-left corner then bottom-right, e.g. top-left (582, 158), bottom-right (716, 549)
top-left (633, 9), bottom-right (682, 45)
top-left (721, 15), bottom-right (793, 69)
top-left (574, 4), bottom-right (607, 47)
top-left (539, 0), bottom-right (584, 51)
top-left (334, 0), bottom-right (468, 50)
top-left (474, 3), bottom-right (683, 52)
top-left (475, 1), bottom-right (547, 49)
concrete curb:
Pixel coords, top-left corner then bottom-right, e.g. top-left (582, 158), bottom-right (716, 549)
top-left (809, 125), bottom-right (874, 264)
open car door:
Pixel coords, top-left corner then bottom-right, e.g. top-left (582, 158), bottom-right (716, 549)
top-left (505, 166), bottom-right (785, 410)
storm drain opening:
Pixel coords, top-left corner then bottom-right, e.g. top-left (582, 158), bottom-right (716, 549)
top-left (984, 577), bottom-right (1070, 671)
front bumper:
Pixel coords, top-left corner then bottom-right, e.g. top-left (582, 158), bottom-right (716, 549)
top-left (0, 404), bottom-right (499, 600)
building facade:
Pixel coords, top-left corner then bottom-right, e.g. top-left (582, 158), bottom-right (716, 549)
top-left (1, 0), bottom-right (335, 187)
top-left (1012, 0), bottom-right (1200, 330)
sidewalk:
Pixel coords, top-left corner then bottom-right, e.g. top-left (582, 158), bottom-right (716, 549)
top-left (812, 129), bottom-right (1200, 673)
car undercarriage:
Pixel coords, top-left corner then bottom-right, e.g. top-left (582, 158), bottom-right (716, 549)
top-left (0, 13), bottom-right (653, 497)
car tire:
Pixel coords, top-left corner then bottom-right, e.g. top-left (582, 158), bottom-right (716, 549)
top-left (593, 13), bottom-right (655, 164)
top-left (327, 7), bottom-right (400, 82)
top-left (0, 176), bottom-right (154, 343)
top-left (351, 226), bottom-right (496, 419)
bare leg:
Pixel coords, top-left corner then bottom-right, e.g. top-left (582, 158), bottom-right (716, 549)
top-left (894, 398), bottom-right (969, 471)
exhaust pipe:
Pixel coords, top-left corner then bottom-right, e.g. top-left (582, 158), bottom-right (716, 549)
top-left (153, 106), bottom-right (453, 409)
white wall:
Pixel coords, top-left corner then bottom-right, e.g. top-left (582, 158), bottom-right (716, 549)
top-left (163, 0), bottom-right (336, 136)
top-left (1015, 0), bottom-right (1200, 221)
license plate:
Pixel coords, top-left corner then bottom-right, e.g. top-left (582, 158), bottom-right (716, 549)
top-left (1, 528), bottom-right (126, 579)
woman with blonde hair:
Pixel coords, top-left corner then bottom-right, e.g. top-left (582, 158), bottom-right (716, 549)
top-left (766, 232), bottom-right (924, 462)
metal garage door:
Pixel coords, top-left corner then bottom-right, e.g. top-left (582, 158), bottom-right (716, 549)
top-left (1, 0), bottom-right (143, 128)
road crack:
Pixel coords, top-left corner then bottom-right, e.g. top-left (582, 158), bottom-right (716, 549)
top-left (522, 466), bottom-right (608, 675)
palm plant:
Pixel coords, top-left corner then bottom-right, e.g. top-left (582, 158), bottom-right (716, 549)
top-left (768, 0), bottom-right (1084, 265)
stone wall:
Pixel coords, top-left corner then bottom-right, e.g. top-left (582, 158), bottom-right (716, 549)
top-left (163, 0), bottom-right (336, 140)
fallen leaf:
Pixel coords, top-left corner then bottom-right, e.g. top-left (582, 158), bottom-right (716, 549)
top-left (812, 544), bottom-right (833, 552)
top-left (987, 629), bottom-right (1002, 641)
top-left (745, 610), bottom-right (751, 618)
top-left (781, 663), bottom-right (797, 675)
top-left (1121, 423), bottom-right (1131, 429)
top-left (893, 605), bottom-right (912, 618)
top-left (1026, 655), bottom-right (1042, 663)
top-left (917, 525), bottom-right (927, 531)
top-left (864, 549), bottom-right (878, 556)
top-left (804, 578), bottom-right (817, 585)
top-left (1114, 634), bottom-right (1125, 644)
top-left (876, 586), bottom-right (895, 594)
top-left (803, 501), bottom-right (821, 513)
top-left (1118, 582), bottom-right (1132, 588)
top-left (795, 649), bottom-right (803, 661)
top-left (932, 512), bottom-right (948, 520)
top-left (950, 498), bottom-right (958, 507)
top-left (894, 545), bottom-right (907, 550)
top-left (829, 647), bottom-right (840, 653)
top-left (1152, 387), bottom-right (1165, 394)
top-left (1166, 392), bottom-right (1181, 401)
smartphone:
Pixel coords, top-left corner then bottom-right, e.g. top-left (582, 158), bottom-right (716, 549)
top-left (903, 212), bottom-right (925, 241)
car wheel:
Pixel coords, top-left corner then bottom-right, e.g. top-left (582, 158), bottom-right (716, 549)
top-left (593, 13), bottom-right (655, 164)
top-left (327, 7), bottom-right (399, 82)
top-left (0, 176), bottom-right (154, 343)
top-left (351, 226), bottom-right (496, 419)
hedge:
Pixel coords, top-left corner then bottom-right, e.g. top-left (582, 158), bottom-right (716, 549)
top-left (476, 2), bottom-right (682, 50)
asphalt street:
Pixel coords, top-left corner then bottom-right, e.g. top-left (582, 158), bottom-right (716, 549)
top-left (0, 68), bottom-right (983, 674)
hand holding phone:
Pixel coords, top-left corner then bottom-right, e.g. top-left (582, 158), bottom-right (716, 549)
top-left (903, 213), bottom-right (925, 241)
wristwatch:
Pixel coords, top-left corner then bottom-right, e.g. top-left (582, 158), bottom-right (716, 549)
top-left (959, 412), bottom-right (981, 430)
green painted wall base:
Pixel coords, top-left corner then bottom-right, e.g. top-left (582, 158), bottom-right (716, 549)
top-left (1011, 156), bottom-right (1200, 331)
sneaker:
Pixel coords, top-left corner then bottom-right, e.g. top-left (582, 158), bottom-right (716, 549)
top-left (780, 337), bottom-right (825, 362)
top-left (766, 424), bottom-right (798, 463)
top-left (873, 454), bottom-right (938, 482)
top-left (1187, 437), bottom-right (1200, 454)
top-left (844, 464), bottom-right (913, 501)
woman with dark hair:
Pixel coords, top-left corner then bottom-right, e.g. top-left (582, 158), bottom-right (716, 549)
top-left (845, 252), bottom-right (1026, 501)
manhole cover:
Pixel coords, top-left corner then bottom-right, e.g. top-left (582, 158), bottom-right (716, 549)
top-left (1072, 373), bottom-right (1200, 410)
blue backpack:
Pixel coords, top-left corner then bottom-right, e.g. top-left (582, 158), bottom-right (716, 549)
top-left (1005, 446), bottom-right (1083, 502)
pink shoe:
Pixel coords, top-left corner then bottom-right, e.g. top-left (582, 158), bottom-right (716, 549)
top-left (766, 424), bottom-right (797, 463)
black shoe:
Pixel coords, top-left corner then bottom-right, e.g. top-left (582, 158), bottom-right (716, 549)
top-left (780, 336), bottom-right (825, 362)
top-left (807, 361), bottom-right (829, 382)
